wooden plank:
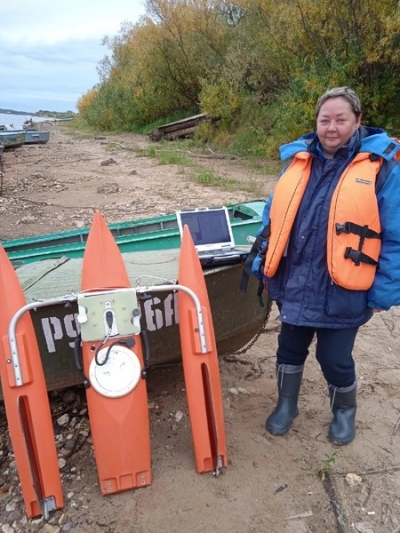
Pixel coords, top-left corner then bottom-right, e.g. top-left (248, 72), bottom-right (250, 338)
top-left (150, 113), bottom-right (207, 141)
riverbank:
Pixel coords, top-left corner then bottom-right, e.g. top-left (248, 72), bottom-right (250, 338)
top-left (0, 121), bottom-right (274, 241)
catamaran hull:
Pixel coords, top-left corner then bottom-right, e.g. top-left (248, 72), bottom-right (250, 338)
top-left (0, 265), bottom-right (268, 399)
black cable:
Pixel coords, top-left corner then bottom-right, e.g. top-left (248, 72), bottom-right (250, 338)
top-left (95, 337), bottom-right (135, 366)
top-left (73, 333), bottom-right (83, 372)
top-left (73, 333), bottom-right (90, 388)
top-left (94, 310), bottom-right (115, 365)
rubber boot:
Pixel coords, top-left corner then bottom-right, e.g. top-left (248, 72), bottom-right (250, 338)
top-left (266, 364), bottom-right (304, 436)
top-left (328, 381), bottom-right (357, 445)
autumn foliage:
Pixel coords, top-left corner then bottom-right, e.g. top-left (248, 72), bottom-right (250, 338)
top-left (77, 0), bottom-right (400, 155)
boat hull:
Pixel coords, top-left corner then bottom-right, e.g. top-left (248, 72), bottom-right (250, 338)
top-left (5, 201), bottom-right (265, 267)
top-left (24, 130), bottom-right (50, 144)
top-left (0, 128), bottom-right (50, 148)
top-left (0, 130), bottom-right (25, 149)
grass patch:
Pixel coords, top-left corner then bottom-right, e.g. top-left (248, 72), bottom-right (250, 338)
top-left (61, 116), bottom-right (276, 197)
top-left (133, 146), bottom-right (191, 166)
top-left (158, 151), bottom-right (191, 166)
top-left (236, 157), bottom-right (282, 176)
top-left (193, 169), bottom-right (264, 196)
top-left (59, 117), bottom-right (106, 139)
top-left (195, 169), bottom-right (222, 186)
top-left (134, 146), bottom-right (157, 158)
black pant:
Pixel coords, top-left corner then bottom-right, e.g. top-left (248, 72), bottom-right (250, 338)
top-left (276, 323), bottom-right (358, 388)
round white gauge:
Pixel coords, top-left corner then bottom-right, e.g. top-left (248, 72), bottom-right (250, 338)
top-left (89, 345), bottom-right (142, 398)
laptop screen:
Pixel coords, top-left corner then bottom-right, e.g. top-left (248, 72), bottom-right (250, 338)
top-left (177, 207), bottom-right (235, 250)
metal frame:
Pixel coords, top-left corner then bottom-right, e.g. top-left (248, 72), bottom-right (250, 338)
top-left (8, 284), bottom-right (207, 387)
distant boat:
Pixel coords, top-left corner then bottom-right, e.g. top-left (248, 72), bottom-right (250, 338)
top-left (0, 130), bottom-right (25, 149)
top-left (24, 129), bottom-right (50, 145)
top-left (0, 127), bottom-right (50, 147)
top-left (0, 123), bottom-right (15, 131)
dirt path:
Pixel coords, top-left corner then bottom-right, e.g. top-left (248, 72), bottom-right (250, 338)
top-left (0, 124), bottom-right (399, 533)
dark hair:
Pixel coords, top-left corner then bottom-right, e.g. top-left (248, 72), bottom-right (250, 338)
top-left (316, 87), bottom-right (362, 118)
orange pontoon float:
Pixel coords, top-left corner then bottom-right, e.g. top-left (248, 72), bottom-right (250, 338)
top-left (0, 244), bottom-right (63, 518)
top-left (0, 211), bottom-right (228, 514)
top-left (77, 211), bottom-right (152, 494)
top-left (177, 225), bottom-right (227, 475)
top-left (77, 213), bottom-right (227, 486)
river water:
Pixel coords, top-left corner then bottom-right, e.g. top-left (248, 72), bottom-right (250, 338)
top-left (0, 112), bottom-right (54, 130)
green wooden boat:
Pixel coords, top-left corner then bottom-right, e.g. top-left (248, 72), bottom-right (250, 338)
top-left (4, 200), bottom-right (265, 267)
top-left (0, 202), bottom-right (270, 399)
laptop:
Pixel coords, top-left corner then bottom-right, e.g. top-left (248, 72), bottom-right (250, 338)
top-left (176, 206), bottom-right (250, 267)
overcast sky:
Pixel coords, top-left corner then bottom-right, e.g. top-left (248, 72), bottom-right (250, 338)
top-left (1, 1), bottom-right (146, 114)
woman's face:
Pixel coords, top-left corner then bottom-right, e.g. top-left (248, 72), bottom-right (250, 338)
top-left (316, 96), bottom-right (361, 158)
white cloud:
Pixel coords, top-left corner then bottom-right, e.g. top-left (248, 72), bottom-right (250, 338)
top-left (0, 0), bottom-right (145, 113)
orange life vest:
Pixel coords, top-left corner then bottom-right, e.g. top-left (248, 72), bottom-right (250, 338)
top-left (264, 151), bottom-right (382, 290)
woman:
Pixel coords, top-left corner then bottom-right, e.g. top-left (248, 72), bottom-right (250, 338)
top-left (254, 87), bottom-right (400, 445)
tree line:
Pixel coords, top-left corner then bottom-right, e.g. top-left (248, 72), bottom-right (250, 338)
top-left (77, 0), bottom-right (400, 157)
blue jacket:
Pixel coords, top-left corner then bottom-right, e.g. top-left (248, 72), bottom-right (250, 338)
top-left (259, 126), bottom-right (400, 328)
